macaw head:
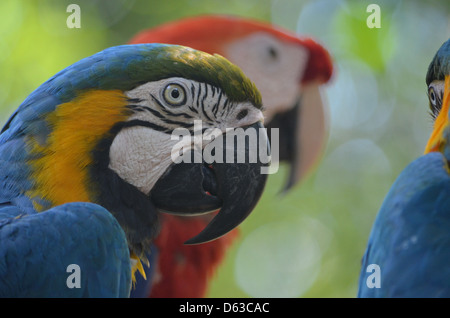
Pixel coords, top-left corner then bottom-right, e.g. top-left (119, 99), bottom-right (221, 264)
top-left (4, 44), bottom-right (269, 262)
top-left (424, 39), bottom-right (450, 157)
top-left (129, 15), bottom-right (333, 191)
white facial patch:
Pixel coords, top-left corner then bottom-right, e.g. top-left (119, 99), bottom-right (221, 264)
top-left (109, 126), bottom-right (176, 195)
top-left (225, 32), bottom-right (309, 121)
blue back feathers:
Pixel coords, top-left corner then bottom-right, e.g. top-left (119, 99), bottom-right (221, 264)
top-left (358, 153), bottom-right (450, 297)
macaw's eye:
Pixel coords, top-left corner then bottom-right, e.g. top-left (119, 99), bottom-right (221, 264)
top-left (428, 84), bottom-right (442, 120)
top-left (163, 83), bottom-right (186, 106)
top-left (429, 86), bottom-right (437, 106)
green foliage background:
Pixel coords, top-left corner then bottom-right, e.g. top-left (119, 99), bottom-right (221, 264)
top-left (0, 0), bottom-right (449, 297)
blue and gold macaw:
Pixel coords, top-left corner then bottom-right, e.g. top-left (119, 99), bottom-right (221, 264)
top-left (358, 39), bottom-right (450, 297)
top-left (0, 43), bottom-right (268, 297)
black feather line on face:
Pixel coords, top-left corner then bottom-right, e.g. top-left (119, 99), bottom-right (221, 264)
top-left (188, 105), bottom-right (197, 114)
top-left (212, 90), bottom-right (223, 117)
top-left (196, 82), bottom-right (202, 107)
top-left (127, 98), bottom-right (144, 104)
top-left (220, 98), bottom-right (234, 119)
top-left (161, 110), bottom-right (194, 119)
top-left (190, 83), bottom-right (196, 100)
top-left (128, 104), bottom-right (164, 119)
top-left (199, 83), bottom-right (213, 122)
top-left (121, 119), bottom-right (173, 133)
top-left (203, 82), bottom-right (209, 106)
top-left (160, 118), bottom-right (194, 129)
top-left (148, 93), bottom-right (195, 120)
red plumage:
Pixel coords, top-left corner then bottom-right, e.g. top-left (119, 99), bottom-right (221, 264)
top-left (130, 15), bottom-right (332, 84)
top-left (149, 214), bottom-right (238, 297)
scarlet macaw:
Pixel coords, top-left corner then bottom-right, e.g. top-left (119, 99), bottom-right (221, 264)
top-left (0, 43), bottom-right (269, 297)
top-left (358, 39), bottom-right (450, 297)
top-left (128, 15), bottom-right (333, 298)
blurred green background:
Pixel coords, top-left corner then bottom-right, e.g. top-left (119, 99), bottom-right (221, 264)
top-left (1, 0), bottom-right (449, 297)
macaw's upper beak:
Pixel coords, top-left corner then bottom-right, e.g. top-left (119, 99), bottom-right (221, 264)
top-left (266, 83), bottom-right (328, 193)
top-left (150, 122), bottom-right (270, 244)
top-left (425, 75), bottom-right (450, 157)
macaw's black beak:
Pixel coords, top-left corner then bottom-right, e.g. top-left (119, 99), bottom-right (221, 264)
top-left (150, 121), bottom-right (270, 245)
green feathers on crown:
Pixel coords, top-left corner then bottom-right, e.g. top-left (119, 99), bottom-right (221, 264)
top-left (42, 44), bottom-right (262, 110)
top-left (128, 44), bottom-right (262, 108)
top-left (91, 44), bottom-right (262, 109)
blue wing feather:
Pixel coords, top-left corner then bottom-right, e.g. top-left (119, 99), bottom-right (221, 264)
top-left (0, 65), bottom-right (135, 296)
top-left (358, 152), bottom-right (450, 297)
top-left (0, 202), bottom-right (131, 297)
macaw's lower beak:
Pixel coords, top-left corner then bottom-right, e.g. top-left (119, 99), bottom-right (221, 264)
top-left (265, 83), bottom-right (327, 193)
top-left (425, 75), bottom-right (450, 156)
top-left (150, 122), bottom-right (270, 244)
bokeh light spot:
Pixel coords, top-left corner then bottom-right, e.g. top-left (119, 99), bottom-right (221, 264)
top-left (235, 217), bottom-right (331, 297)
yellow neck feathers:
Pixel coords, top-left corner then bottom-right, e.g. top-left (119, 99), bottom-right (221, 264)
top-left (26, 89), bottom-right (149, 284)
top-left (26, 89), bottom-right (130, 210)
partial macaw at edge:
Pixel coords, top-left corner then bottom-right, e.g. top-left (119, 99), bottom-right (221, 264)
top-left (358, 39), bottom-right (450, 298)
